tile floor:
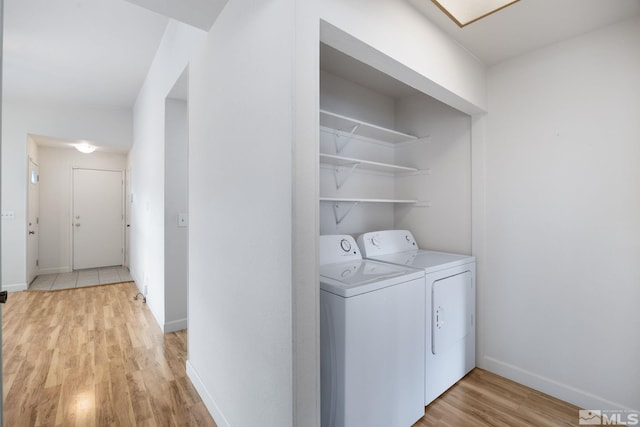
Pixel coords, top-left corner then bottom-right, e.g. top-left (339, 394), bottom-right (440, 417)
top-left (29, 266), bottom-right (133, 291)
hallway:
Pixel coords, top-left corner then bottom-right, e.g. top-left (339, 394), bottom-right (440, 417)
top-left (2, 282), bottom-right (215, 426)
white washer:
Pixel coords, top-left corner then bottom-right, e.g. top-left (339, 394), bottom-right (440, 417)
top-left (320, 235), bottom-right (425, 427)
top-left (357, 230), bottom-right (476, 405)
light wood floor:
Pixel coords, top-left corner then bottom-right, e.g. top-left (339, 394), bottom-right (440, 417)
top-left (3, 282), bottom-right (582, 426)
top-left (2, 282), bottom-right (216, 426)
top-left (416, 368), bottom-right (582, 427)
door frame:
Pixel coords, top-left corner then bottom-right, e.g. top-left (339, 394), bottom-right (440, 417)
top-left (70, 167), bottom-right (125, 270)
top-left (124, 167), bottom-right (131, 268)
top-left (26, 156), bottom-right (40, 285)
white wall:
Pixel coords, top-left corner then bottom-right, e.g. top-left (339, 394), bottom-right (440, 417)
top-left (164, 98), bottom-right (188, 332)
top-left (395, 95), bottom-right (472, 254)
top-left (480, 16), bottom-right (640, 411)
top-left (128, 20), bottom-right (205, 330)
top-left (320, 70), bottom-right (396, 128)
top-left (1, 101), bottom-right (132, 290)
top-left (37, 146), bottom-right (127, 274)
top-left (187, 1), bottom-right (295, 425)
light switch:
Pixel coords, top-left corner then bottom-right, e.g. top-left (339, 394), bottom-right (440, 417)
top-left (178, 213), bottom-right (188, 227)
top-left (1, 211), bottom-right (15, 220)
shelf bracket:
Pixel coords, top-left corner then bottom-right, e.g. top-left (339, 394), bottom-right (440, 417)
top-left (333, 163), bottom-right (359, 190)
top-left (334, 124), bottom-right (360, 154)
top-left (332, 201), bottom-right (359, 225)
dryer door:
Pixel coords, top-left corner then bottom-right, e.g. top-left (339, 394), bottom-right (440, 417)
top-left (432, 271), bottom-right (473, 354)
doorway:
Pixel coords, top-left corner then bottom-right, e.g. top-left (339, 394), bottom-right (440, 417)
top-left (72, 168), bottom-right (124, 270)
top-left (27, 157), bottom-right (40, 285)
top-left (163, 68), bottom-right (189, 332)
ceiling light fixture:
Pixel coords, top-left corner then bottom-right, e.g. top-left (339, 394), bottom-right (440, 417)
top-left (75, 142), bottom-right (97, 154)
top-left (431, 0), bottom-right (519, 27)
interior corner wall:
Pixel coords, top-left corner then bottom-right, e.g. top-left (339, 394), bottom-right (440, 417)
top-left (37, 146), bottom-right (127, 274)
top-left (394, 94), bottom-right (472, 255)
top-left (128, 20), bottom-right (205, 331)
top-left (1, 101), bottom-right (132, 290)
top-left (186, 1), bottom-right (296, 425)
top-left (482, 16), bottom-right (640, 411)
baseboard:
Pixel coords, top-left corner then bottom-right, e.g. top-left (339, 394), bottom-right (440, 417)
top-left (2, 282), bottom-right (27, 292)
top-left (164, 318), bottom-right (187, 333)
top-left (38, 266), bottom-right (71, 275)
top-left (483, 356), bottom-right (635, 411)
top-left (186, 360), bottom-right (231, 427)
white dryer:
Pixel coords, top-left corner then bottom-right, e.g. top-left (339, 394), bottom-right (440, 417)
top-left (357, 230), bottom-right (476, 405)
top-left (320, 235), bottom-right (425, 427)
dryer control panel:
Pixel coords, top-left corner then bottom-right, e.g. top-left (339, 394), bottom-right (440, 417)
top-left (357, 230), bottom-right (419, 258)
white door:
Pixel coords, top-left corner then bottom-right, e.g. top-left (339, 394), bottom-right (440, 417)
top-left (27, 158), bottom-right (40, 284)
top-left (73, 169), bottom-right (124, 269)
top-left (124, 167), bottom-right (131, 268)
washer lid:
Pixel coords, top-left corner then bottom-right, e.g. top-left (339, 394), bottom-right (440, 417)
top-left (369, 250), bottom-right (475, 274)
top-left (320, 259), bottom-right (423, 297)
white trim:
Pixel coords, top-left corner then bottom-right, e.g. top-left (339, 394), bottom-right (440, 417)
top-left (186, 360), bottom-right (231, 427)
top-left (483, 356), bottom-right (634, 411)
top-left (164, 318), bottom-right (187, 333)
top-left (3, 283), bottom-right (28, 292)
top-left (37, 266), bottom-right (71, 275)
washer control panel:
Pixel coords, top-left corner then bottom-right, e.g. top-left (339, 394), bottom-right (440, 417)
top-left (319, 235), bottom-right (362, 266)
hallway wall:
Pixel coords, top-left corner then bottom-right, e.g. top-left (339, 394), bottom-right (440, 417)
top-left (128, 20), bottom-right (205, 333)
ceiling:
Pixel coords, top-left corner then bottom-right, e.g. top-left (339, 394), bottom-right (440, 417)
top-left (409, 0), bottom-right (640, 65)
top-left (124, 0), bottom-right (227, 32)
top-left (3, 0), bottom-right (639, 111)
top-left (3, 0), bottom-right (169, 107)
